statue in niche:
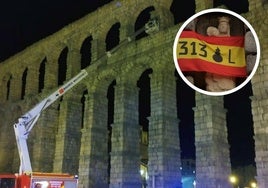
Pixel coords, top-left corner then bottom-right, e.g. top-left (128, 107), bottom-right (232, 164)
top-left (205, 16), bottom-right (236, 92)
top-left (181, 15), bottom-right (258, 93)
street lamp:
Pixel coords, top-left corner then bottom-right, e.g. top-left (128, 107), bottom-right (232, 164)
top-left (229, 175), bottom-right (238, 188)
top-left (193, 180), bottom-right (196, 188)
top-left (250, 182), bottom-right (257, 188)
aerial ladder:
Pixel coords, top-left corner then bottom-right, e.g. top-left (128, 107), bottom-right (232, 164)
top-left (0, 17), bottom-right (159, 188)
top-left (0, 70), bottom-right (88, 188)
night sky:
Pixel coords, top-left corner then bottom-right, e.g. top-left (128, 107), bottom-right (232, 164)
top-left (0, 0), bottom-right (255, 169)
top-left (0, 0), bottom-right (112, 62)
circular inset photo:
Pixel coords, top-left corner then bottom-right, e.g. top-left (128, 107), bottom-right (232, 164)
top-left (173, 8), bottom-right (260, 96)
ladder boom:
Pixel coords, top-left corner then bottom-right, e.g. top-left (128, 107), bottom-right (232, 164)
top-left (14, 69), bottom-right (88, 175)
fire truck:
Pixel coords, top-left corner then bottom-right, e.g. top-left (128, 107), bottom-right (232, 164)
top-left (0, 17), bottom-right (159, 188)
top-left (0, 70), bottom-right (88, 188)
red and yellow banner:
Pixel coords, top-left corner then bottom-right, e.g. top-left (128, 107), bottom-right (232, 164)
top-left (176, 31), bottom-right (246, 77)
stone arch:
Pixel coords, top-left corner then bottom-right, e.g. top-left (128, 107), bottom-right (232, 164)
top-left (88, 15), bottom-right (123, 61)
top-left (135, 6), bottom-right (156, 40)
top-left (58, 47), bottom-right (68, 86)
top-left (38, 58), bottom-right (46, 93)
top-left (6, 75), bottom-right (12, 101)
top-left (105, 22), bottom-right (121, 51)
top-left (21, 68), bottom-right (28, 100)
top-left (80, 36), bottom-right (93, 69)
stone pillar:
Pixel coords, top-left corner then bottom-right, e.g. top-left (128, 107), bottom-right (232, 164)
top-left (148, 68), bottom-right (181, 188)
top-left (78, 86), bottom-right (109, 188)
top-left (45, 54), bottom-right (58, 89)
top-left (66, 41), bottom-right (81, 78)
top-left (25, 65), bottom-right (39, 96)
top-left (91, 37), bottom-right (106, 63)
top-left (251, 92), bottom-right (268, 187)
top-left (195, 0), bottom-right (213, 12)
top-left (53, 93), bottom-right (82, 174)
top-left (194, 93), bottom-right (231, 188)
top-left (248, 5), bottom-right (268, 185)
top-left (109, 78), bottom-right (140, 188)
top-left (251, 48), bottom-right (268, 187)
top-left (0, 80), bottom-right (5, 102)
top-left (9, 74), bottom-right (22, 101)
top-left (0, 103), bottom-right (20, 173)
top-left (31, 102), bottom-right (59, 172)
top-left (29, 54), bottom-right (60, 172)
top-left (0, 74), bottom-right (11, 102)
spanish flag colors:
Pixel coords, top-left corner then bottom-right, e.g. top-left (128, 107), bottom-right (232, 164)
top-left (177, 31), bottom-right (247, 77)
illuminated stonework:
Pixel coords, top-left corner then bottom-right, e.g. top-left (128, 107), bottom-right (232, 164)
top-left (0, 0), bottom-right (267, 188)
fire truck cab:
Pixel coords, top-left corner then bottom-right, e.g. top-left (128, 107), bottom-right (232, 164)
top-left (0, 173), bottom-right (78, 188)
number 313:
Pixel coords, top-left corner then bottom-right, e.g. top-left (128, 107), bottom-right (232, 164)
top-left (178, 41), bottom-right (207, 57)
